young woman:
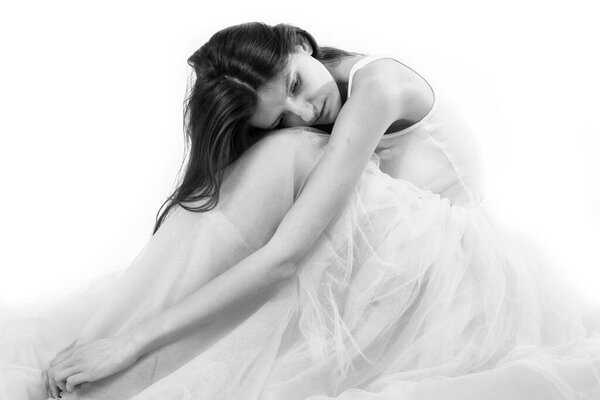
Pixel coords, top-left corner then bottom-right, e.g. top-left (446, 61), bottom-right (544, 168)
top-left (2, 21), bottom-right (598, 399)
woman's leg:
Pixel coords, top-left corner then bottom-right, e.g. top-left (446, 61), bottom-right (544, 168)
top-left (60, 129), bottom-right (327, 399)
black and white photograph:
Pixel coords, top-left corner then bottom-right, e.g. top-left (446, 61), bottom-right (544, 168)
top-left (1, 1), bottom-right (600, 399)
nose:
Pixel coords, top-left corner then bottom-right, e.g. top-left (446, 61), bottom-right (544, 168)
top-left (289, 99), bottom-right (318, 123)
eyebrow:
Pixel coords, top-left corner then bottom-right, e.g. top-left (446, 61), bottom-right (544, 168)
top-left (270, 69), bottom-right (293, 129)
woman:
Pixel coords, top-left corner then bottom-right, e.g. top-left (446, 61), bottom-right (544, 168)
top-left (3, 21), bottom-right (599, 399)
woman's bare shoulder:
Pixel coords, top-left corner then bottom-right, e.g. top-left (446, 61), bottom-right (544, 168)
top-left (351, 58), bottom-right (434, 122)
top-left (353, 58), bottom-right (417, 92)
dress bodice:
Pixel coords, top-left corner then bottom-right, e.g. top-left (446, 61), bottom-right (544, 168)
top-left (316, 54), bottom-right (483, 207)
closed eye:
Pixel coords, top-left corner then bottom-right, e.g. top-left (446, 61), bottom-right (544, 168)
top-left (274, 75), bottom-right (300, 129)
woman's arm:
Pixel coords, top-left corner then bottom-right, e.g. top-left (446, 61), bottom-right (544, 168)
top-left (268, 72), bottom-right (406, 269)
top-left (128, 242), bottom-right (294, 351)
top-left (45, 241), bottom-right (294, 394)
top-left (118, 75), bottom-right (405, 354)
top-left (45, 70), bottom-right (406, 394)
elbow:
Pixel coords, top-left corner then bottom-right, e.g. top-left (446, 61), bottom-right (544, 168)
top-left (268, 258), bottom-right (298, 282)
top-left (262, 240), bottom-right (304, 282)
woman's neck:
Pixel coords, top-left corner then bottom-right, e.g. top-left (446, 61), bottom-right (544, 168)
top-left (313, 54), bottom-right (369, 133)
top-left (324, 54), bottom-right (369, 106)
top-left (337, 81), bottom-right (349, 106)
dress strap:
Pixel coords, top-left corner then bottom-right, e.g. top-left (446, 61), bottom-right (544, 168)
top-left (347, 53), bottom-right (399, 98)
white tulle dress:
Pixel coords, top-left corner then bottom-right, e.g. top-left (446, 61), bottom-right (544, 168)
top-left (2, 54), bottom-right (600, 400)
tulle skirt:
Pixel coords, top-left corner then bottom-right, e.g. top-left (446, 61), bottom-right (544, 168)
top-left (1, 130), bottom-right (599, 399)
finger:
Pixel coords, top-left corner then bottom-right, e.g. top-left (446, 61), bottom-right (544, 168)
top-left (54, 366), bottom-right (82, 392)
top-left (56, 376), bottom-right (66, 392)
top-left (49, 377), bottom-right (59, 399)
top-left (48, 361), bottom-right (73, 398)
top-left (47, 367), bottom-right (66, 394)
top-left (43, 367), bottom-right (59, 399)
top-left (66, 372), bottom-right (89, 392)
top-left (54, 365), bottom-right (83, 383)
top-left (60, 340), bottom-right (77, 355)
top-left (49, 369), bottom-right (63, 399)
top-left (49, 347), bottom-right (75, 368)
top-left (49, 355), bottom-right (76, 376)
top-left (49, 341), bottom-right (78, 368)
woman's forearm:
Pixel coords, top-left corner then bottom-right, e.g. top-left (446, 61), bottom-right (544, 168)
top-left (125, 242), bottom-right (294, 357)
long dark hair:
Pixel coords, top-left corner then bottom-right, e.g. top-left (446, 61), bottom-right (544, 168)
top-left (153, 22), bottom-right (360, 234)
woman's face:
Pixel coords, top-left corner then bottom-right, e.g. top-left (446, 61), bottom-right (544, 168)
top-left (249, 44), bottom-right (342, 130)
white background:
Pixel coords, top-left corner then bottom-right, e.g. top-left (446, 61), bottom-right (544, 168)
top-left (1, 0), bottom-right (598, 309)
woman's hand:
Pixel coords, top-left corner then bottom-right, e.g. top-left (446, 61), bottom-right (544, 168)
top-left (43, 336), bottom-right (140, 397)
top-left (42, 340), bottom-right (76, 398)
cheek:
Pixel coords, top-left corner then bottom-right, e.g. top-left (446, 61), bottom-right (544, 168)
top-left (311, 65), bottom-right (334, 92)
top-left (328, 83), bottom-right (342, 111)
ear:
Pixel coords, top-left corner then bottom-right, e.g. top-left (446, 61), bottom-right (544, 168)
top-left (295, 41), bottom-right (313, 55)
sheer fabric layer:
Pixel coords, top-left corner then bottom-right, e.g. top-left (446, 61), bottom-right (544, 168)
top-left (1, 129), bottom-right (599, 400)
